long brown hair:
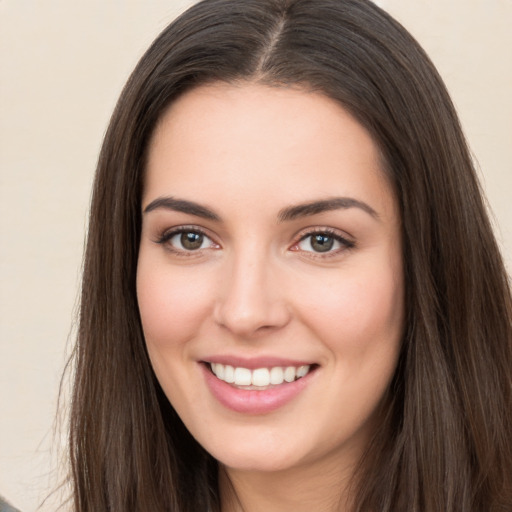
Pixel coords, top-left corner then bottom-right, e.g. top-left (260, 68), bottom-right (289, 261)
top-left (69, 0), bottom-right (512, 510)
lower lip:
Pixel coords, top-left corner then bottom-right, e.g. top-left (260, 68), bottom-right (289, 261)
top-left (201, 364), bottom-right (315, 414)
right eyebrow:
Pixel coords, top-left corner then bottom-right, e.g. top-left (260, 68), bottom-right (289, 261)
top-left (143, 196), bottom-right (221, 221)
top-left (277, 196), bottom-right (379, 222)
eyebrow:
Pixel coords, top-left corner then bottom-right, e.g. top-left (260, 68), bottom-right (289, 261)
top-left (143, 196), bottom-right (221, 221)
top-left (143, 195), bottom-right (378, 222)
top-left (277, 197), bottom-right (378, 221)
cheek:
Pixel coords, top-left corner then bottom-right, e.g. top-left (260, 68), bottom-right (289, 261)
top-left (346, 273), bottom-right (403, 341)
top-left (136, 257), bottom-right (218, 412)
top-left (298, 260), bottom-right (403, 426)
top-left (136, 257), bottom-right (215, 350)
top-left (297, 259), bottom-right (404, 357)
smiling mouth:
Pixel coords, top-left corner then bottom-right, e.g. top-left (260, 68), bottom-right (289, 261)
top-left (207, 362), bottom-right (315, 390)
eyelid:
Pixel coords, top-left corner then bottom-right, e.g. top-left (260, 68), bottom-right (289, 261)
top-left (154, 225), bottom-right (221, 254)
top-left (290, 226), bottom-right (355, 255)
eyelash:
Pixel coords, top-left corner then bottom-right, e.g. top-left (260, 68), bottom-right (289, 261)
top-left (292, 228), bottom-right (355, 258)
top-left (155, 226), bottom-right (218, 257)
top-left (155, 226), bottom-right (355, 257)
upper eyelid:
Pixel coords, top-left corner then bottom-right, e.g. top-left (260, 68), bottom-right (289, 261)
top-left (159, 224), bottom-right (212, 238)
top-left (154, 226), bottom-right (221, 259)
top-left (155, 225), bottom-right (218, 247)
top-left (291, 227), bottom-right (356, 255)
top-left (293, 226), bottom-right (354, 243)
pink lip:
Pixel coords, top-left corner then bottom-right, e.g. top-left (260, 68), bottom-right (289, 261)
top-left (200, 362), bottom-right (316, 415)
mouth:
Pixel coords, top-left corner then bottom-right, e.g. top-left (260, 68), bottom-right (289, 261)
top-left (206, 362), bottom-right (316, 390)
top-left (201, 359), bottom-right (318, 414)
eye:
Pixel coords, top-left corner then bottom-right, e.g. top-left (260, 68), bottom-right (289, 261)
top-left (294, 230), bottom-right (354, 254)
top-left (172, 231), bottom-right (209, 250)
top-left (156, 227), bottom-right (218, 253)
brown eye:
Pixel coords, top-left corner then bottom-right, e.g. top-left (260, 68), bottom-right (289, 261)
top-left (310, 234), bottom-right (334, 252)
top-left (180, 231), bottom-right (204, 250)
top-left (160, 229), bottom-right (214, 252)
top-left (296, 231), bottom-right (354, 255)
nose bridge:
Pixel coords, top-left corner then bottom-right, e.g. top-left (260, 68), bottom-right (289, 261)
top-left (214, 242), bottom-right (289, 336)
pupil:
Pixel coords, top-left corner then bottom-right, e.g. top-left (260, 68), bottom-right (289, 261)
top-left (311, 234), bottom-right (333, 252)
top-left (181, 232), bottom-right (203, 250)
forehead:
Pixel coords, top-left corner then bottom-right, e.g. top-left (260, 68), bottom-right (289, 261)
top-left (143, 82), bottom-right (396, 221)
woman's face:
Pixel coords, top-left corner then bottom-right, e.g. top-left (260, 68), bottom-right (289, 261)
top-left (137, 83), bottom-right (404, 475)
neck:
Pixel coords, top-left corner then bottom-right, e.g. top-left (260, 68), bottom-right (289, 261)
top-left (219, 456), bottom-right (357, 512)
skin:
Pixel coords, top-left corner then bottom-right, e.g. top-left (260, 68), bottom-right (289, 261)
top-left (137, 82), bottom-right (404, 512)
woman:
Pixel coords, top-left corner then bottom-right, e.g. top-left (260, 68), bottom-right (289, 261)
top-left (69, 0), bottom-right (512, 510)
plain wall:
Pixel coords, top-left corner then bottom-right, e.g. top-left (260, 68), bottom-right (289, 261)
top-left (0, 1), bottom-right (510, 510)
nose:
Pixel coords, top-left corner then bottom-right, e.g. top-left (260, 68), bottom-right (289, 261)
top-left (213, 248), bottom-right (291, 338)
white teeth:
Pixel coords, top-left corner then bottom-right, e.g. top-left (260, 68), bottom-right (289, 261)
top-left (284, 366), bottom-right (296, 383)
top-left (210, 363), bottom-right (311, 388)
top-left (224, 364), bottom-right (235, 383)
top-left (297, 365), bottom-right (309, 378)
top-left (233, 367), bottom-right (252, 386)
top-left (269, 366), bottom-right (284, 385)
top-left (252, 368), bottom-right (270, 387)
top-left (214, 363), bottom-right (225, 380)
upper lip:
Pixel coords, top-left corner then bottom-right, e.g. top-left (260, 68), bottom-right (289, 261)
top-left (202, 355), bottom-right (315, 369)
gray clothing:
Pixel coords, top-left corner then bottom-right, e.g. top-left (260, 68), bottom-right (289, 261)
top-left (0, 496), bottom-right (21, 512)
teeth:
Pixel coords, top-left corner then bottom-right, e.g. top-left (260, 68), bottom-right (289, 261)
top-left (284, 366), bottom-right (296, 382)
top-left (210, 363), bottom-right (311, 388)
top-left (252, 368), bottom-right (270, 387)
top-left (297, 365), bottom-right (309, 378)
top-left (269, 366), bottom-right (284, 384)
top-left (233, 367), bottom-right (252, 386)
top-left (214, 363), bottom-right (224, 380)
top-left (224, 364), bottom-right (235, 383)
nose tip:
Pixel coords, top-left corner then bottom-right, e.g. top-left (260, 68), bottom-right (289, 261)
top-left (213, 260), bottom-right (290, 338)
top-left (214, 298), bottom-right (286, 337)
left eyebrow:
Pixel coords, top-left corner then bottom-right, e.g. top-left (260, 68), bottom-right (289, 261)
top-left (278, 197), bottom-right (379, 222)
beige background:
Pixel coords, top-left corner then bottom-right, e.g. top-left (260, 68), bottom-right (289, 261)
top-left (1, 1), bottom-right (510, 510)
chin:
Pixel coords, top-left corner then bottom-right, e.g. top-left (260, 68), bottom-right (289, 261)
top-left (197, 429), bottom-right (306, 473)
top-left (216, 450), bottom-right (302, 474)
